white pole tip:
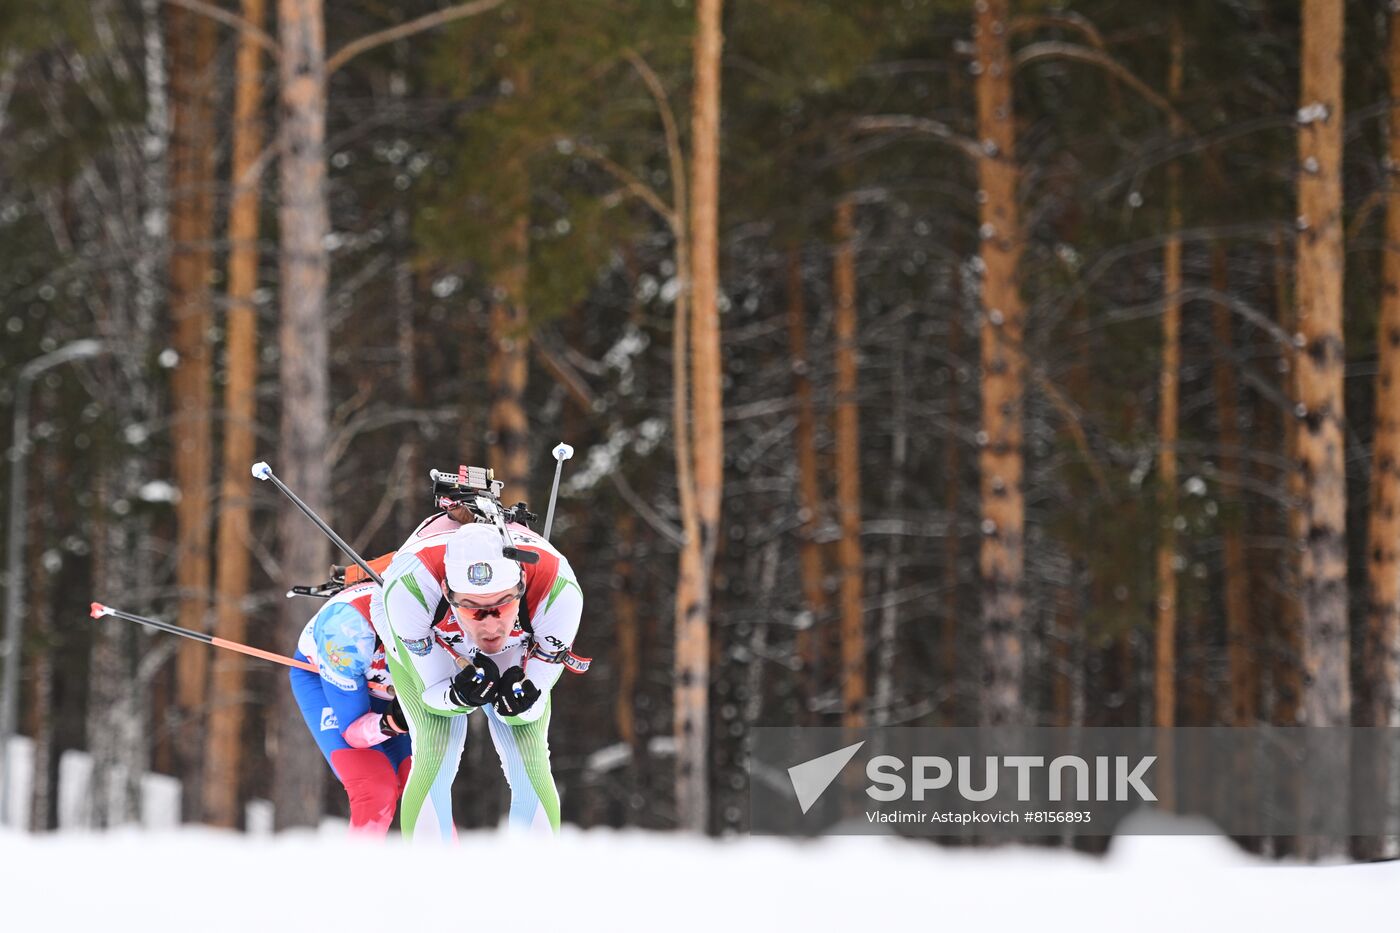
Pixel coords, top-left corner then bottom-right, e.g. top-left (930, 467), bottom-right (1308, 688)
top-left (553, 443), bottom-right (574, 461)
top-left (251, 461), bottom-right (271, 480)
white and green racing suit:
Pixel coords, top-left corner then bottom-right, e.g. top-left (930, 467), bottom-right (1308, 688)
top-left (368, 520), bottom-right (584, 840)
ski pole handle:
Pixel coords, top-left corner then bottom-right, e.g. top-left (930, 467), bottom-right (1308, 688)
top-left (251, 461), bottom-right (384, 586)
top-left (542, 443), bottom-right (574, 540)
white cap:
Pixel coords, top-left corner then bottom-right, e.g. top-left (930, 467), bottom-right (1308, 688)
top-left (444, 523), bottom-right (523, 595)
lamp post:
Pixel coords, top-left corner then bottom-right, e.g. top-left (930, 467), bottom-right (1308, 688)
top-left (1, 339), bottom-right (106, 827)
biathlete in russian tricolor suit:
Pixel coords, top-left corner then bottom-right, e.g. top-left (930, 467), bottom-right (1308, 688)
top-left (370, 520), bottom-right (587, 840)
top-left (288, 579), bottom-right (412, 836)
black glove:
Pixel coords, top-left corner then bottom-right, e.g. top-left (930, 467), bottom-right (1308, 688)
top-left (448, 653), bottom-right (502, 709)
top-left (379, 697), bottom-right (408, 736)
top-left (492, 665), bottom-right (541, 717)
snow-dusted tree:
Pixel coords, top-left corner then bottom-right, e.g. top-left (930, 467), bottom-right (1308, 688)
top-left (974, 0), bottom-right (1025, 727)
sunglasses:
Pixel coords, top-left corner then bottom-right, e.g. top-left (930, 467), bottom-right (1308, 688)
top-left (446, 585), bottom-right (523, 621)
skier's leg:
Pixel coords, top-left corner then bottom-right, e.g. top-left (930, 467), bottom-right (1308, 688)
top-left (329, 748), bottom-right (399, 836)
top-left (289, 664), bottom-right (399, 836)
top-left (381, 653), bottom-right (467, 842)
top-left (289, 664), bottom-right (341, 763)
top-left (381, 732), bottom-right (412, 776)
top-left (484, 697), bottom-right (560, 834)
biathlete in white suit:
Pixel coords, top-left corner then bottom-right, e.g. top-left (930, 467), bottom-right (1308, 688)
top-left (370, 517), bottom-right (586, 840)
top-left (287, 508), bottom-right (467, 836)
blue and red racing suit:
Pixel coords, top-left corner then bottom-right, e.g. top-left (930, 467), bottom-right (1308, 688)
top-left (289, 581), bottom-right (412, 836)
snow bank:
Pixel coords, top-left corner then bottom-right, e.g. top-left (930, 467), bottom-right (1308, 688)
top-left (0, 823), bottom-right (1394, 931)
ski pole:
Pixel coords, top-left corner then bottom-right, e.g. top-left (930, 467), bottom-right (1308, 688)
top-left (89, 602), bottom-right (317, 673)
top-left (250, 461), bottom-right (383, 586)
top-left (542, 442), bottom-right (574, 540)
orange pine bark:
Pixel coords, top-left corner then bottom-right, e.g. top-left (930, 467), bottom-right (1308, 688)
top-left (674, 0), bottom-right (723, 834)
top-left (203, 0), bottom-right (266, 829)
top-left (974, 0), bottom-right (1026, 725)
top-left (833, 199), bottom-right (865, 729)
top-left (1295, 0), bottom-right (1350, 728)
top-left (168, 0), bottom-right (218, 723)
top-left (1154, 18), bottom-right (1184, 730)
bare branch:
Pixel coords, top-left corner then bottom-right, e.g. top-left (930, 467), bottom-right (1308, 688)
top-left (1014, 41), bottom-right (1182, 124)
top-left (232, 136), bottom-right (281, 200)
top-left (623, 49), bottom-right (688, 226)
top-left (352, 444), bottom-right (413, 552)
top-left (534, 341), bottom-right (598, 411)
top-left (136, 639), bottom-right (178, 686)
top-left (162, 0), bottom-right (278, 58)
top-left (1347, 188), bottom-right (1386, 242)
top-left (609, 470), bottom-right (684, 548)
top-left (326, 0), bottom-right (509, 75)
top-left (1030, 368), bottom-right (1112, 498)
top-left (561, 136), bottom-right (678, 231)
top-left (1010, 12), bottom-right (1109, 50)
top-left (852, 115), bottom-right (985, 162)
top-left (1010, 12), bottom-right (1122, 109)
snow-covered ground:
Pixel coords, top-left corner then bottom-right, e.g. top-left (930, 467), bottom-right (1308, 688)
top-left (1, 822), bottom-right (1394, 932)
top-left (2, 740), bottom-right (1393, 929)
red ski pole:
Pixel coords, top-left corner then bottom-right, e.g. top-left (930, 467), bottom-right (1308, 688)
top-left (90, 602), bottom-right (317, 673)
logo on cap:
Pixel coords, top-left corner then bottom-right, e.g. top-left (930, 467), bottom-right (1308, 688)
top-left (466, 561), bottom-right (494, 586)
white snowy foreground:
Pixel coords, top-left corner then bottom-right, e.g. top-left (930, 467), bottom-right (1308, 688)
top-left (1, 821), bottom-right (1396, 932)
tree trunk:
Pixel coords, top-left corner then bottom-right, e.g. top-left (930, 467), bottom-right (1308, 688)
top-left (1154, 18), bottom-right (1184, 730)
top-left (393, 202), bottom-right (424, 529)
top-left (272, 0), bottom-right (331, 830)
top-left (167, 0), bottom-right (218, 819)
top-left (87, 464), bottom-right (145, 828)
top-left (1211, 246), bottom-right (1254, 724)
top-left (484, 58), bottom-right (532, 499)
top-left (1355, 4), bottom-right (1400, 863)
top-left (488, 195), bottom-right (531, 498)
top-left (1274, 233), bottom-right (1305, 726)
top-left (1295, 0), bottom-right (1350, 729)
top-left (832, 198), bottom-right (866, 729)
top-left (25, 451), bottom-right (53, 831)
top-left (1295, 0), bottom-right (1348, 861)
top-left (675, 0), bottom-right (723, 834)
top-left (202, 0), bottom-right (266, 830)
top-left (872, 334), bottom-right (906, 726)
top-left (1051, 579), bottom-right (1075, 727)
top-left (1263, 272), bottom-right (1303, 856)
top-left (787, 247), bottom-right (828, 715)
top-left (1363, 6), bottom-right (1400, 733)
top-left (1055, 296), bottom-right (1093, 730)
top-left (942, 286), bottom-right (964, 724)
top-left (78, 0), bottom-right (166, 830)
top-left (974, 0), bottom-right (1026, 726)
top-left (615, 513), bottom-right (640, 749)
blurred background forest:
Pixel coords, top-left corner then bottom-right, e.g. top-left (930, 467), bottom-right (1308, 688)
top-left (0, 0), bottom-right (1394, 850)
